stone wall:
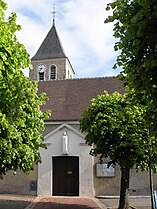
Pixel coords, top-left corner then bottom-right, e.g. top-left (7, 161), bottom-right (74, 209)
top-left (30, 58), bottom-right (72, 81)
top-left (0, 165), bottom-right (38, 195)
top-left (94, 156), bottom-right (157, 196)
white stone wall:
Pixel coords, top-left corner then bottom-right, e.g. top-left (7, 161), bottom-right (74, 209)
top-left (37, 123), bottom-right (94, 197)
top-left (65, 59), bottom-right (74, 79)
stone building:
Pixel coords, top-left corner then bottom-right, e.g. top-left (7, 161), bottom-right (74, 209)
top-left (0, 20), bottom-right (156, 197)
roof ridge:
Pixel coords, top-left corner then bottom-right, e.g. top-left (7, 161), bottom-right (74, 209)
top-left (37, 76), bottom-right (117, 83)
top-left (71, 76), bottom-right (116, 80)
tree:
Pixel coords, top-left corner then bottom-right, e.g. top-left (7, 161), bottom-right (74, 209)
top-left (80, 91), bottom-right (149, 209)
top-left (105, 2), bottom-right (157, 207)
top-left (105, 0), bottom-right (157, 132)
top-left (0, 0), bottom-right (50, 177)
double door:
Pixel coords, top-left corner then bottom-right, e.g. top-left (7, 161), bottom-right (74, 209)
top-left (53, 156), bottom-right (79, 196)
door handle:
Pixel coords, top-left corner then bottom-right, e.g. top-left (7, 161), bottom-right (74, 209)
top-left (67, 171), bottom-right (72, 175)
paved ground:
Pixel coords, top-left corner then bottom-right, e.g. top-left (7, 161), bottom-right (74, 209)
top-left (0, 195), bottom-right (153, 209)
top-left (98, 196), bottom-right (151, 209)
top-left (0, 195), bottom-right (102, 209)
top-left (32, 197), bottom-right (101, 209)
top-left (0, 195), bottom-right (35, 209)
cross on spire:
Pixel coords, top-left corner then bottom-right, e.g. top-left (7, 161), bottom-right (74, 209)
top-left (52, 4), bottom-right (56, 26)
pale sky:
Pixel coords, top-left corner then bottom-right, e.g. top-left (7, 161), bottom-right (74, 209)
top-left (4, 0), bottom-right (121, 78)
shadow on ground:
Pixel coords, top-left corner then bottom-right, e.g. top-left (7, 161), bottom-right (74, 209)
top-left (0, 199), bottom-right (32, 209)
top-left (0, 195), bottom-right (35, 209)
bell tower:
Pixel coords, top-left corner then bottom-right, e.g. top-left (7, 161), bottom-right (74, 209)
top-left (30, 12), bottom-right (75, 81)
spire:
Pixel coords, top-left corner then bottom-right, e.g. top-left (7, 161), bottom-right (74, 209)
top-left (31, 3), bottom-right (67, 61)
top-left (52, 4), bottom-right (56, 26)
top-left (31, 23), bottom-right (66, 61)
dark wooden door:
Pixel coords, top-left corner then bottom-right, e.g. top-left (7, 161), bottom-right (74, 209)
top-left (53, 156), bottom-right (79, 196)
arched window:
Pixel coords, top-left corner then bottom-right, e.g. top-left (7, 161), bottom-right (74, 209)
top-left (50, 65), bottom-right (57, 80)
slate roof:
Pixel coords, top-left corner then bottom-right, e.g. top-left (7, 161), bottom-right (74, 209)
top-left (38, 77), bottom-right (125, 121)
top-left (32, 25), bottom-right (66, 60)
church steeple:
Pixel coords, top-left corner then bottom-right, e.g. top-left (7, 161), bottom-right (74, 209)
top-left (30, 20), bottom-right (75, 81)
top-left (31, 25), bottom-right (66, 61)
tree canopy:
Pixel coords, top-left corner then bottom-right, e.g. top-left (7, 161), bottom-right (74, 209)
top-left (80, 91), bottom-right (150, 209)
top-left (0, 0), bottom-right (50, 177)
top-left (105, 0), bottom-right (157, 132)
top-left (80, 91), bottom-right (148, 169)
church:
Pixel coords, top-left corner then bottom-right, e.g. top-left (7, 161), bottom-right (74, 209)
top-left (29, 19), bottom-right (124, 197)
top-left (0, 19), bottom-right (156, 197)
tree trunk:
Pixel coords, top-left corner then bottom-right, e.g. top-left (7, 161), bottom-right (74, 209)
top-left (118, 167), bottom-right (130, 209)
top-left (149, 166), bottom-right (155, 209)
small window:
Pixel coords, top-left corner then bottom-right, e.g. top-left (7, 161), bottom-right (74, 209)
top-left (50, 65), bottom-right (56, 80)
top-left (38, 64), bottom-right (46, 81)
top-left (39, 72), bottom-right (44, 81)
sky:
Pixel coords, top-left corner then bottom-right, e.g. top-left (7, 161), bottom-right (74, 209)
top-left (4, 0), bottom-right (121, 78)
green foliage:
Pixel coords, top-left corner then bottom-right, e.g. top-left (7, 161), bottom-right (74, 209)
top-left (105, 0), bottom-right (157, 132)
top-left (80, 91), bottom-right (149, 170)
top-left (0, 0), bottom-right (51, 177)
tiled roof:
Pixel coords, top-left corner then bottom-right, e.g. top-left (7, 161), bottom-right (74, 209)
top-left (38, 77), bottom-right (125, 121)
top-left (32, 25), bottom-right (66, 60)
